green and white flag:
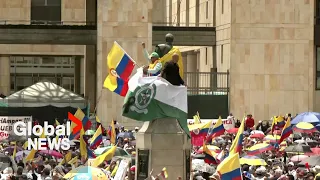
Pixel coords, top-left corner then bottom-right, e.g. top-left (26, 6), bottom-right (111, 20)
top-left (122, 68), bottom-right (190, 136)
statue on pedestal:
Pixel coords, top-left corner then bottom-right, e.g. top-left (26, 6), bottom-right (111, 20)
top-left (154, 33), bottom-right (174, 58)
top-left (141, 33), bottom-right (175, 76)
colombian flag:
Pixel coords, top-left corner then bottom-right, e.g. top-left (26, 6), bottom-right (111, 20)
top-left (229, 114), bottom-right (245, 155)
top-left (69, 108), bottom-right (92, 140)
top-left (189, 121), bottom-right (212, 146)
top-left (217, 153), bottom-right (242, 180)
top-left (103, 41), bottom-right (135, 96)
top-left (279, 117), bottom-right (292, 144)
top-left (90, 125), bottom-right (103, 149)
top-left (207, 116), bottom-right (225, 141)
top-left (189, 121), bottom-right (211, 136)
top-left (80, 128), bottom-right (96, 159)
top-left (203, 143), bottom-right (217, 164)
top-left (271, 116), bottom-right (285, 133)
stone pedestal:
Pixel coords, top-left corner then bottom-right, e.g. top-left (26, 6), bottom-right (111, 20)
top-left (135, 118), bottom-right (191, 180)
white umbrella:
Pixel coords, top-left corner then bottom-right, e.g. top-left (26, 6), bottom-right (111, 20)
top-left (250, 130), bottom-right (264, 135)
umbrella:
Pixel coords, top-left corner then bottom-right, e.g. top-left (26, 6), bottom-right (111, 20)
top-left (250, 130), bottom-right (264, 135)
top-left (247, 143), bottom-right (274, 156)
top-left (291, 112), bottom-right (320, 124)
top-left (85, 130), bottom-right (95, 136)
top-left (293, 122), bottom-right (317, 133)
top-left (226, 128), bottom-right (238, 134)
top-left (264, 135), bottom-right (281, 143)
top-left (0, 153), bottom-right (14, 172)
top-left (240, 155), bottom-right (267, 166)
top-left (3, 146), bottom-right (23, 153)
top-left (249, 133), bottom-right (265, 139)
top-left (290, 155), bottom-right (309, 162)
top-left (38, 150), bottom-right (63, 158)
top-left (298, 156), bottom-right (320, 166)
top-left (64, 166), bottom-right (108, 180)
top-left (305, 148), bottom-right (320, 155)
top-left (117, 132), bottom-right (135, 139)
top-left (316, 124), bottom-right (320, 132)
top-left (294, 139), bottom-right (306, 144)
top-left (94, 146), bottom-right (130, 157)
top-left (15, 150), bottom-right (31, 161)
top-left (285, 144), bottom-right (312, 154)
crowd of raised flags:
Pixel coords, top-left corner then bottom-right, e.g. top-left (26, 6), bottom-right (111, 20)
top-left (189, 112), bottom-right (320, 179)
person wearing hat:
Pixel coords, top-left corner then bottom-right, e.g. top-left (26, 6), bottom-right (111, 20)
top-left (141, 43), bottom-right (163, 76)
top-left (143, 52), bottom-right (162, 76)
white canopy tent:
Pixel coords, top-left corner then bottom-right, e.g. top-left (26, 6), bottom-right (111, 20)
top-left (4, 81), bottom-right (86, 108)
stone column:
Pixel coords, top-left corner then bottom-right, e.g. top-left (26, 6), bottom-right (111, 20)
top-left (74, 56), bottom-right (81, 94)
top-left (136, 119), bottom-right (191, 180)
top-left (84, 45), bottom-right (96, 113)
top-left (0, 56), bottom-right (10, 96)
top-left (84, 0), bottom-right (97, 112)
top-left (186, 52), bottom-right (197, 94)
top-left (96, 0), bottom-right (152, 128)
top-left (186, 0), bottom-right (189, 26)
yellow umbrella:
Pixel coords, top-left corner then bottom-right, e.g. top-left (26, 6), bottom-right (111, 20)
top-left (264, 135), bottom-right (281, 143)
top-left (247, 143), bottom-right (274, 156)
top-left (293, 122), bottom-right (317, 133)
top-left (240, 155), bottom-right (267, 166)
top-left (64, 166), bottom-right (108, 180)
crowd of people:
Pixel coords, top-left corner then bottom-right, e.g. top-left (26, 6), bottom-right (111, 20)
top-left (0, 120), bottom-right (140, 180)
top-left (190, 113), bottom-right (320, 180)
top-left (0, 113), bottom-right (319, 180)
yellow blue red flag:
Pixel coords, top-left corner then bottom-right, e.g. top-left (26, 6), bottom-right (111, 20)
top-left (159, 47), bottom-right (184, 78)
top-left (103, 41), bottom-right (135, 96)
top-left (229, 114), bottom-right (245, 155)
top-left (207, 116), bottom-right (225, 141)
top-left (217, 153), bottom-right (242, 180)
top-left (279, 117), bottom-right (292, 144)
top-left (90, 125), bottom-right (103, 149)
top-left (203, 143), bottom-right (217, 164)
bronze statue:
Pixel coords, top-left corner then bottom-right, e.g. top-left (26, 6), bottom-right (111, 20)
top-left (154, 33), bottom-right (174, 58)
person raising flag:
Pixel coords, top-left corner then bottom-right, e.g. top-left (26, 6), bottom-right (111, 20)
top-left (142, 42), bottom-right (163, 76)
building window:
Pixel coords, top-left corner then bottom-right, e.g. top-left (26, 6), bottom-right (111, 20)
top-left (317, 47), bottom-right (320, 90)
top-left (31, 0), bottom-right (61, 24)
top-left (220, 45), bottom-right (224, 64)
top-left (206, 1), bottom-right (209, 19)
top-left (317, 0), bottom-right (320, 24)
top-left (221, 0), bottom-right (224, 14)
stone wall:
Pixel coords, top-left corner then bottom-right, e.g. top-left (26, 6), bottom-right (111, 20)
top-left (96, 0), bottom-right (153, 129)
top-left (229, 0), bottom-right (314, 121)
top-left (0, 0), bottom-right (30, 24)
top-left (61, 0), bottom-right (86, 25)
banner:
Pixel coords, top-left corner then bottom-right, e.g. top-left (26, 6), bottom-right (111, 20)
top-left (0, 116), bottom-right (32, 140)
